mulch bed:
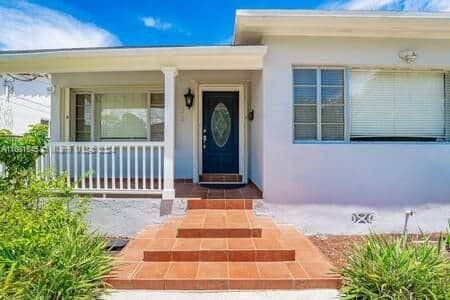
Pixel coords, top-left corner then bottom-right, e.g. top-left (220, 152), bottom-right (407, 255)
top-left (308, 235), bottom-right (365, 269)
top-left (308, 233), bottom-right (444, 270)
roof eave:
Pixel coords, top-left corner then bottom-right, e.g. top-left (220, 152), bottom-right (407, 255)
top-left (0, 46), bottom-right (268, 73)
top-left (234, 9), bottom-right (450, 45)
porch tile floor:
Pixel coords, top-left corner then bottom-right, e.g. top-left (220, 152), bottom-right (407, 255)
top-left (106, 199), bottom-right (341, 290)
top-left (174, 181), bottom-right (263, 199)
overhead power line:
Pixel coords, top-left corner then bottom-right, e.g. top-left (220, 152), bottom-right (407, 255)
top-left (10, 95), bottom-right (50, 108)
top-left (9, 100), bottom-right (50, 114)
top-left (0, 96), bottom-right (50, 110)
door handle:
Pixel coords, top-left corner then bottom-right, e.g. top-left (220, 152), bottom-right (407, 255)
top-left (202, 134), bottom-right (207, 149)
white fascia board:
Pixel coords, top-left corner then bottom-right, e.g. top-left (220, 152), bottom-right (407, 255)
top-left (0, 46), bottom-right (267, 58)
top-left (234, 9), bottom-right (450, 44)
top-left (236, 9), bottom-right (450, 19)
top-left (0, 46), bottom-right (267, 73)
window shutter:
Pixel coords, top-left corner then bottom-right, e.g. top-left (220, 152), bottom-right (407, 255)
top-left (445, 73), bottom-right (450, 140)
top-left (350, 70), bottom-right (444, 138)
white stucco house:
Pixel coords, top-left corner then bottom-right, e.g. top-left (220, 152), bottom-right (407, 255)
top-left (0, 79), bottom-right (50, 135)
top-left (1, 10), bottom-right (449, 233)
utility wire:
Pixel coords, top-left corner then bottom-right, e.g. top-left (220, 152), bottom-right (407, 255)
top-left (0, 95), bottom-right (50, 108)
top-left (9, 100), bottom-right (50, 114)
top-left (9, 95), bottom-right (50, 108)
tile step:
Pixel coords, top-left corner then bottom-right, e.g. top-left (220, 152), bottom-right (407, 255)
top-left (109, 206), bottom-right (341, 291)
top-left (107, 278), bottom-right (341, 290)
top-left (177, 228), bottom-right (262, 238)
top-left (143, 249), bottom-right (295, 262)
top-left (187, 199), bottom-right (253, 210)
top-left (106, 261), bottom-right (341, 290)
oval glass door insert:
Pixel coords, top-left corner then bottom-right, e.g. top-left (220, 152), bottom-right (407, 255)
top-left (211, 102), bottom-right (231, 147)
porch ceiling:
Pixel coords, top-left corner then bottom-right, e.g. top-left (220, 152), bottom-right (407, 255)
top-left (0, 45), bottom-right (267, 73)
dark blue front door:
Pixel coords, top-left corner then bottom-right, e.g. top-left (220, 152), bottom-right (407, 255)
top-left (202, 91), bottom-right (239, 173)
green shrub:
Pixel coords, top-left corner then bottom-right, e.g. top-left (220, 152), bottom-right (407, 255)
top-left (339, 234), bottom-right (449, 299)
top-left (0, 124), bottom-right (48, 171)
top-left (0, 172), bottom-right (113, 300)
top-left (0, 124), bottom-right (48, 191)
top-left (446, 222), bottom-right (450, 251)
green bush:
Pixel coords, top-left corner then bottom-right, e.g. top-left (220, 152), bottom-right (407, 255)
top-left (0, 172), bottom-right (113, 299)
top-left (0, 124), bottom-right (48, 176)
top-left (339, 234), bottom-right (450, 299)
top-left (446, 222), bottom-right (450, 251)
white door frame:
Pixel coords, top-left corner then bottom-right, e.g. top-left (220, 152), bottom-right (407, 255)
top-left (193, 84), bottom-right (247, 183)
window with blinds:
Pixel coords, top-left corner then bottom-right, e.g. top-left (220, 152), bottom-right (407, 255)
top-left (349, 70), bottom-right (445, 141)
top-left (72, 91), bottom-right (164, 141)
top-left (445, 73), bottom-right (450, 140)
top-left (98, 93), bottom-right (149, 140)
top-left (293, 68), bottom-right (345, 142)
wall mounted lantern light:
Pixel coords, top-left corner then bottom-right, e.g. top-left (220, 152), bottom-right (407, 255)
top-left (184, 88), bottom-right (195, 109)
top-left (248, 109), bottom-right (255, 121)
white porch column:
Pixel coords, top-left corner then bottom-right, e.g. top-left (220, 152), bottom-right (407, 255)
top-left (50, 86), bottom-right (61, 142)
top-left (162, 67), bottom-right (178, 200)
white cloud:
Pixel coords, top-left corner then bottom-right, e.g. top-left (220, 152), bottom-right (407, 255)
top-left (0, 1), bottom-right (120, 51)
top-left (142, 17), bottom-right (173, 31)
top-left (323, 0), bottom-right (450, 11)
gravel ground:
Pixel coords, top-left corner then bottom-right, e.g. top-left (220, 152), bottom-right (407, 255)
top-left (308, 233), bottom-right (445, 269)
top-left (86, 198), bottom-right (188, 237)
top-left (308, 235), bottom-right (365, 269)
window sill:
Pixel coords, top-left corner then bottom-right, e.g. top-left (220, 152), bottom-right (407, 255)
top-left (293, 140), bottom-right (450, 145)
top-left (349, 140), bottom-right (449, 145)
top-left (293, 140), bottom-right (347, 144)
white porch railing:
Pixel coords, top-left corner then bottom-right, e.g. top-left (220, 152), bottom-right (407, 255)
top-left (36, 141), bottom-right (165, 194)
top-left (0, 163), bottom-right (6, 178)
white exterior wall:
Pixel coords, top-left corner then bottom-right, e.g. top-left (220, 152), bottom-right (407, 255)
top-left (174, 70), bottom-right (252, 179)
top-left (51, 70), bottom-right (255, 180)
top-left (0, 80), bottom-right (50, 135)
top-left (249, 71), bottom-right (263, 189)
top-left (262, 36), bottom-right (450, 205)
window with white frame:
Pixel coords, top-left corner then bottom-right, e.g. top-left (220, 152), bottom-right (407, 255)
top-left (71, 91), bottom-right (164, 141)
top-left (293, 68), bottom-right (345, 141)
top-left (349, 70), bottom-right (445, 141)
top-left (74, 94), bottom-right (92, 141)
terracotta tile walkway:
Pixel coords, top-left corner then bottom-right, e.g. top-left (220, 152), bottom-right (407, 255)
top-left (106, 199), bottom-right (341, 290)
top-left (175, 181), bottom-right (263, 199)
top-left (74, 179), bottom-right (262, 200)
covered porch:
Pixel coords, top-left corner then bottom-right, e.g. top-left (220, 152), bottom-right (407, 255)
top-left (0, 46), bottom-right (267, 199)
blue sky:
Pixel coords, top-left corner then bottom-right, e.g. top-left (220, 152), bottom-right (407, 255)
top-left (25, 0), bottom-right (325, 46)
top-left (0, 0), bottom-right (449, 50)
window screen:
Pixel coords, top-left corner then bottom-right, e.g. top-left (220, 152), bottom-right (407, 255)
top-left (293, 68), bottom-right (345, 141)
